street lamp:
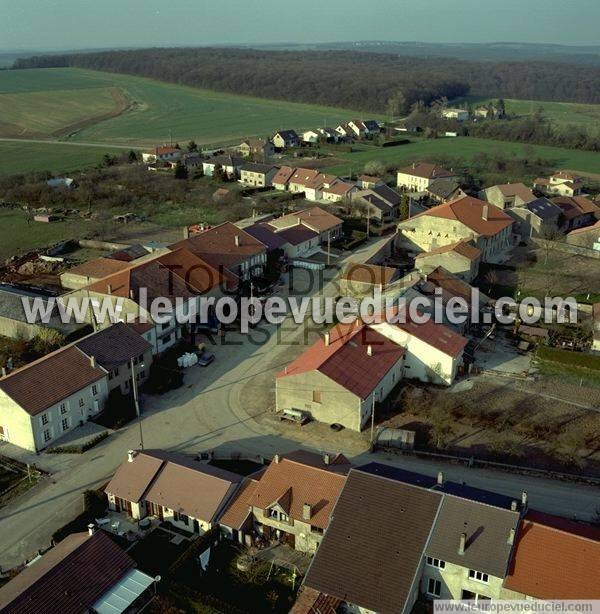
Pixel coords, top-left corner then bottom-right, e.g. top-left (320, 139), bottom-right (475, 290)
top-left (130, 357), bottom-right (145, 450)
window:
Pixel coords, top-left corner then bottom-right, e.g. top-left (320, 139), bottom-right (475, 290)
top-left (79, 398), bottom-right (85, 408)
top-left (427, 578), bottom-right (441, 597)
top-left (60, 403), bottom-right (67, 415)
top-left (61, 418), bottom-right (69, 432)
top-left (43, 429), bottom-right (51, 443)
top-left (312, 390), bottom-right (322, 404)
top-left (41, 413), bottom-right (49, 426)
top-left (469, 570), bottom-right (489, 583)
top-left (92, 385), bottom-right (98, 396)
top-left (426, 557), bottom-right (446, 569)
top-left (311, 525), bottom-right (324, 534)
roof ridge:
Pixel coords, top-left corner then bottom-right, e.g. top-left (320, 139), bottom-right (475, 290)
top-left (282, 456), bottom-right (347, 478)
top-left (526, 517), bottom-right (600, 542)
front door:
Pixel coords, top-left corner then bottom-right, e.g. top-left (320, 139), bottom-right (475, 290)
top-left (193, 519), bottom-right (200, 533)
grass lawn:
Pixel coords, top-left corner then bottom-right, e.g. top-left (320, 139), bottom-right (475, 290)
top-left (458, 96), bottom-right (600, 132)
top-left (321, 136), bottom-right (600, 176)
top-left (0, 68), bottom-right (373, 147)
top-left (0, 208), bottom-right (103, 261)
top-left (0, 141), bottom-right (128, 176)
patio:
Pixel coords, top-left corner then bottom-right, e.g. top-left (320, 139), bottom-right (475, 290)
top-left (253, 544), bottom-right (312, 576)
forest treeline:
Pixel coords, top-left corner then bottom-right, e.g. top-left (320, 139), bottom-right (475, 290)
top-left (14, 47), bottom-right (600, 112)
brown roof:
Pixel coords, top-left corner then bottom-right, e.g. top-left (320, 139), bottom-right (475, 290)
top-left (290, 586), bottom-right (342, 614)
top-left (170, 222), bottom-right (266, 270)
top-left (272, 207), bottom-right (342, 234)
top-left (105, 451), bottom-right (165, 503)
top-left (0, 531), bottom-right (135, 614)
top-left (426, 266), bottom-right (478, 304)
top-left (341, 262), bottom-right (398, 287)
top-left (415, 239), bottom-right (481, 262)
top-left (0, 346), bottom-right (106, 416)
top-left (106, 450), bottom-right (241, 522)
top-left (322, 181), bottom-right (355, 196)
top-left (152, 146), bottom-right (180, 155)
top-left (398, 162), bottom-right (456, 180)
top-left (218, 475), bottom-right (262, 530)
top-left (289, 168), bottom-right (320, 187)
top-left (494, 182), bottom-right (536, 202)
top-left (247, 452), bottom-right (347, 530)
top-left (272, 165), bottom-right (295, 185)
top-left (63, 257), bottom-right (130, 281)
top-left (75, 323), bottom-right (152, 371)
top-left (304, 469), bottom-right (442, 614)
top-left (504, 511), bottom-right (600, 599)
top-left (412, 195), bottom-right (514, 237)
top-left (552, 196), bottom-right (600, 220)
top-left (277, 322), bottom-right (406, 399)
top-left (87, 247), bottom-right (237, 300)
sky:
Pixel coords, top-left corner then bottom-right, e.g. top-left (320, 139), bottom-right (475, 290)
top-left (1, 0), bottom-right (599, 51)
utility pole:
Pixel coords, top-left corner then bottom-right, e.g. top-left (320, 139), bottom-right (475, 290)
top-left (327, 231), bottom-right (331, 266)
top-left (366, 207), bottom-right (371, 238)
top-left (370, 393), bottom-right (376, 447)
top-left (131, 357), bottom-right (144, 450)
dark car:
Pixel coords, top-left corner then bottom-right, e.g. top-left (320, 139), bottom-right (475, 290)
top-left (197, 352), bottom-right (215, 367)
top-left (330, 423), bottom-right (344, 432)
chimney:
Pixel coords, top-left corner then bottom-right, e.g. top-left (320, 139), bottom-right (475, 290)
top-left (107, 284), bottom-right (113, 295)
top-left (1, 367), bottom-right (6, 378)
top-left (234, 235), bottom-right (240, 247)
top-left (510, 500), bottom-right (518, 511)
top-left (437, 471), bottom-right (444, 485)
top-left (90, 355), bottom-right (96, 369)
top-left (129, 289), bottom-right (135, 300)
top-left (521, 491), bottom-right (528, 508)
top-left (507, 528), bottom-right (516, 546)
top-left (273, 454), bottom-right (280, 464)
top-left (127, 449), bottom-right (135, 463)
top-left (482, 204), bottom-right (489, 221)
top-left (323, 453), bottom-right (331, 465)
top-left (458, 532), bottom-right (466, 555)
top-left (88, 523), bottom-right (95, 536)
top-left (302, 503), bottom-right (312, 521)
top-left (367, 344), bottom-right (373, 357)
top-left (324, 332), bottom-right (330, 347)
top-left (297, 217), bottom-right (302, 225)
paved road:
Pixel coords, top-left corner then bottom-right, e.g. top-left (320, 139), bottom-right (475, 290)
top-left (0, 137), bottom-right (143, 150)
top-left (0, 238), bottom-right (599, 568)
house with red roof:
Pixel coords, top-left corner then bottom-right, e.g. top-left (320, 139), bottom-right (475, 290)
top-left (276, 322), bottom-right (406, 431)
top-left (397, 162), bottom-right (459, 191)
top-left (220, 450), bottom-right (349, 553)
top-left (141, 145), bottom-right (182, 164)
top-left (397, 195), bottom-right (514, 262)
top-left (534, 170), bottom-right (584, 198)
top-left (503, 511), bottom-right (600, 600)
top-left (415, 239), bottom-right (482, 281)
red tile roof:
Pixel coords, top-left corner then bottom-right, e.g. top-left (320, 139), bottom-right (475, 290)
top-left (63, 257), bottom-right (131, 280)
top-left (170, 222), bottom-right (266, 270)
top-left (246, 452), bottom-right (347, 530)
top-left (494, 182), bottom-right (536, 202)
top-left (277, 322), bottom-right (405, 399)
top-left (413, 195), bottom-right (514, 237)
top-left (289, 168), bottom-right (320, 187)
top-left (272, 165), bottom-right (295, 186)
top-left (272, 207), bottom-right (342, 234)
top-left (504, 511), bottom-right (600, 599)
top-left (290, 586), bottom-right (342, 614)
top-left (552, 196), bottom-right (600, 220)
top-left (415, 238), bottom-right (481, 261)
top-left (0, 531), bottom-right (135, 614)
top-left (218, 475), bottom-right (262, 530)
top-left (341, 262), bottom-right (398, 287)
top-left (0, 346), bottom-right (106, 416)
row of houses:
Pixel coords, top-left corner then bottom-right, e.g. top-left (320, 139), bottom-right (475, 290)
top-left (2, 447), bottom-right (595, 612)
top-left (97, 448), bottom-right (600, 613)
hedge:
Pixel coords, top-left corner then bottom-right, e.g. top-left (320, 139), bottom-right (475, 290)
top-left (46, 431), bottom-right (109, 454)
top-left (537, 346), bottom-right (600, 371)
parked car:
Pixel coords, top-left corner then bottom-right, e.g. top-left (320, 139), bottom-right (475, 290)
top-left (197, 352), bottom-right (215, 366)
top-left (330, 423), bottom-right (344, 432)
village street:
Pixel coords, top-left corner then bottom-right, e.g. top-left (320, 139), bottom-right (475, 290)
top-left (0, 238), bottom-right (599, 569)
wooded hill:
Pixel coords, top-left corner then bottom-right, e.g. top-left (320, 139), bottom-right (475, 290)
top-left (14, 47), bottom-right (600, 112)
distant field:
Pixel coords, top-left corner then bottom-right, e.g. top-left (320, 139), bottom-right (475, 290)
top-left (459, 96), bottom-right (600, 131)
top-left (0, 68), bottom-right (369, 147)
top-left (322, 136), bottom-right (600, 176)
top-left (0, 141), bottom-right (127, 176)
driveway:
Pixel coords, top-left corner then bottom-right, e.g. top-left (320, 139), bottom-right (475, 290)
top-left (0, 237), bottom-right (599, 568)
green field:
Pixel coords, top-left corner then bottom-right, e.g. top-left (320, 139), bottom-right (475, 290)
top-left (322, 136), bottom-right (600, 176)
top-left (0, 141), bottom-right (128, 176)
top-left (459, 96), bottom-right (600, 131)
top-left (0, 68), bottom-right (370, 146)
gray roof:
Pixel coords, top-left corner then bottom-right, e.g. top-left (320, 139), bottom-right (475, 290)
top-left (525, 197), bottom-right (562, 221)
top-left (371, 184), bottom-right (401, 206)
top-left (358, 192), bottom-right (391, 212)
top-left (0, 287), bottom-right (82, 337)
top-left (75, 323), bottom-right (152, 371)
top-left (305, 469), bottom-right (442, 614)
top-left (427, 178), bottom-right (461, 200)
top-left (240, 163), bottom-right (276, 174)
top-left (426, 494), bottom-right (520, 579)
